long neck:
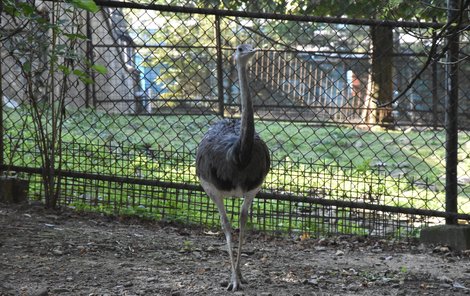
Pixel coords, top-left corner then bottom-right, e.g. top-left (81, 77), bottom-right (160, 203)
top-left (237, 62), bottom-right (254, 166)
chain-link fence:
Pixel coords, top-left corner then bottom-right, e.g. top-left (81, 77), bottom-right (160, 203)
top-left (1, 0), bottom-right (470, 238)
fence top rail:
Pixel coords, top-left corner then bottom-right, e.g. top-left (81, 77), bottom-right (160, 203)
top-left (41, 0), bottom-right (445, 29)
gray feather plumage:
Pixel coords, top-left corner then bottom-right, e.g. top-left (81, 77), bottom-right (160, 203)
top-left (196, 118), bottom-right (270, 193)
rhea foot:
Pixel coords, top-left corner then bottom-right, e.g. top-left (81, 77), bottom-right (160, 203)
top-left (227, 280), bottom-right (243, 291)
top-left (226, 272), bottom-right (248, 291)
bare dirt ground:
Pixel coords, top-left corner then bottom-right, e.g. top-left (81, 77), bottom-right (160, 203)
top-left (1, 202), bottom-right (470, 296)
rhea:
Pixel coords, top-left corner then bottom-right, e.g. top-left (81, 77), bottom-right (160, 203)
top-left (196, 44), bottom-right (270, 291)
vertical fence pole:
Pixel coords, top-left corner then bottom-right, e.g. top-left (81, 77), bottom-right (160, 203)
top-left (444, 0), bottom-right (460, 225)
top-left (215, 15), bottom-right (224, 117)
top-left (85, 11), bottom-right (91, 109)
top-left (86, 11), bottom-right (97, 108)
top-left (0, 49), bottom-right (3, 170)
top-left (431, 18), bottom-right (439, 130)
top-left (431, 59), bottom-right (439, 129)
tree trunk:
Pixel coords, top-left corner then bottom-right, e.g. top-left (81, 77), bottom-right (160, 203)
top-left (362, 26), bottom-right (394, 127)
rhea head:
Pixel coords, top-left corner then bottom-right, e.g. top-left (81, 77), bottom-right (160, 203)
top-left (234, 44), bottom-right (258, 66)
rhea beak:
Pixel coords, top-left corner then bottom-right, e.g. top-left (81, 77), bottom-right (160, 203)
top-left (242, 47), bottom-right (259, 62)
top-left (247, 46), bottom-right (259, 54)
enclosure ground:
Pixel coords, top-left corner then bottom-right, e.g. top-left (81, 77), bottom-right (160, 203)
top-left (1, 203), bottom-right (470, 296)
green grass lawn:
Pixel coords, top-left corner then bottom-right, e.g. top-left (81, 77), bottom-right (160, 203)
top-left (3, 107), bottom-right (470, 236)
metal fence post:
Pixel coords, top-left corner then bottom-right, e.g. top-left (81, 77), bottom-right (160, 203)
top-left (431, 18), bottom-right (439, 130)
top-left (215, 15), bottom-right (224, 117)
top-left (0, 49), bottom-right (3, 170)
top-left (444, 0), bottom-right (460, 225)
top-left (85, 11), bottom-right (91, 109)
top-left (86, 10), bottom-right (98, 108)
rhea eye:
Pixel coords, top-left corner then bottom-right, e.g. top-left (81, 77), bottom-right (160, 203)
top-left (238, 47), bottom-right (243, 52)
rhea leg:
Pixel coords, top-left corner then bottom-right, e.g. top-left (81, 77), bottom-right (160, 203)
top-left (210, 195), bottom-right (242, 291)
top-left (234, 193), bottom-right (256, 283)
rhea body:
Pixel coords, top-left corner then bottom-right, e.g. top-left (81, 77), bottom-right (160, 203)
top-left (196, 44), bottom-right (270, 291)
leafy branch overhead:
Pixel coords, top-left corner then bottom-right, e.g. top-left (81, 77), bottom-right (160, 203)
top-left (2, 0), bottom-right (105, 83)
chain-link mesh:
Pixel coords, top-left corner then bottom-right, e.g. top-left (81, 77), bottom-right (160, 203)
top-left (1, 0), bottom-right (470, 238)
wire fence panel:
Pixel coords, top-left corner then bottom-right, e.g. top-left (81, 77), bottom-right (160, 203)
top-left (1, 0), bottom-right (470, 238)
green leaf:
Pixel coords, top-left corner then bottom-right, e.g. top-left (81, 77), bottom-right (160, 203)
top-left (22, 61), bottom-right (32, 73)
top-left (79, 76), bottom-right (94, 84)
top-left (18, 2), bottom-right (35, 16)
top-left (91, 64), bottom-right (108, 75)
top-left (72, 69), bottom-right (87, 77)
top-left (58, 65), bottom-right (71, 75)
top-left (2, 0), bottom-right (18, 16)
top-left (68, 0), bottom-right (99, 13)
